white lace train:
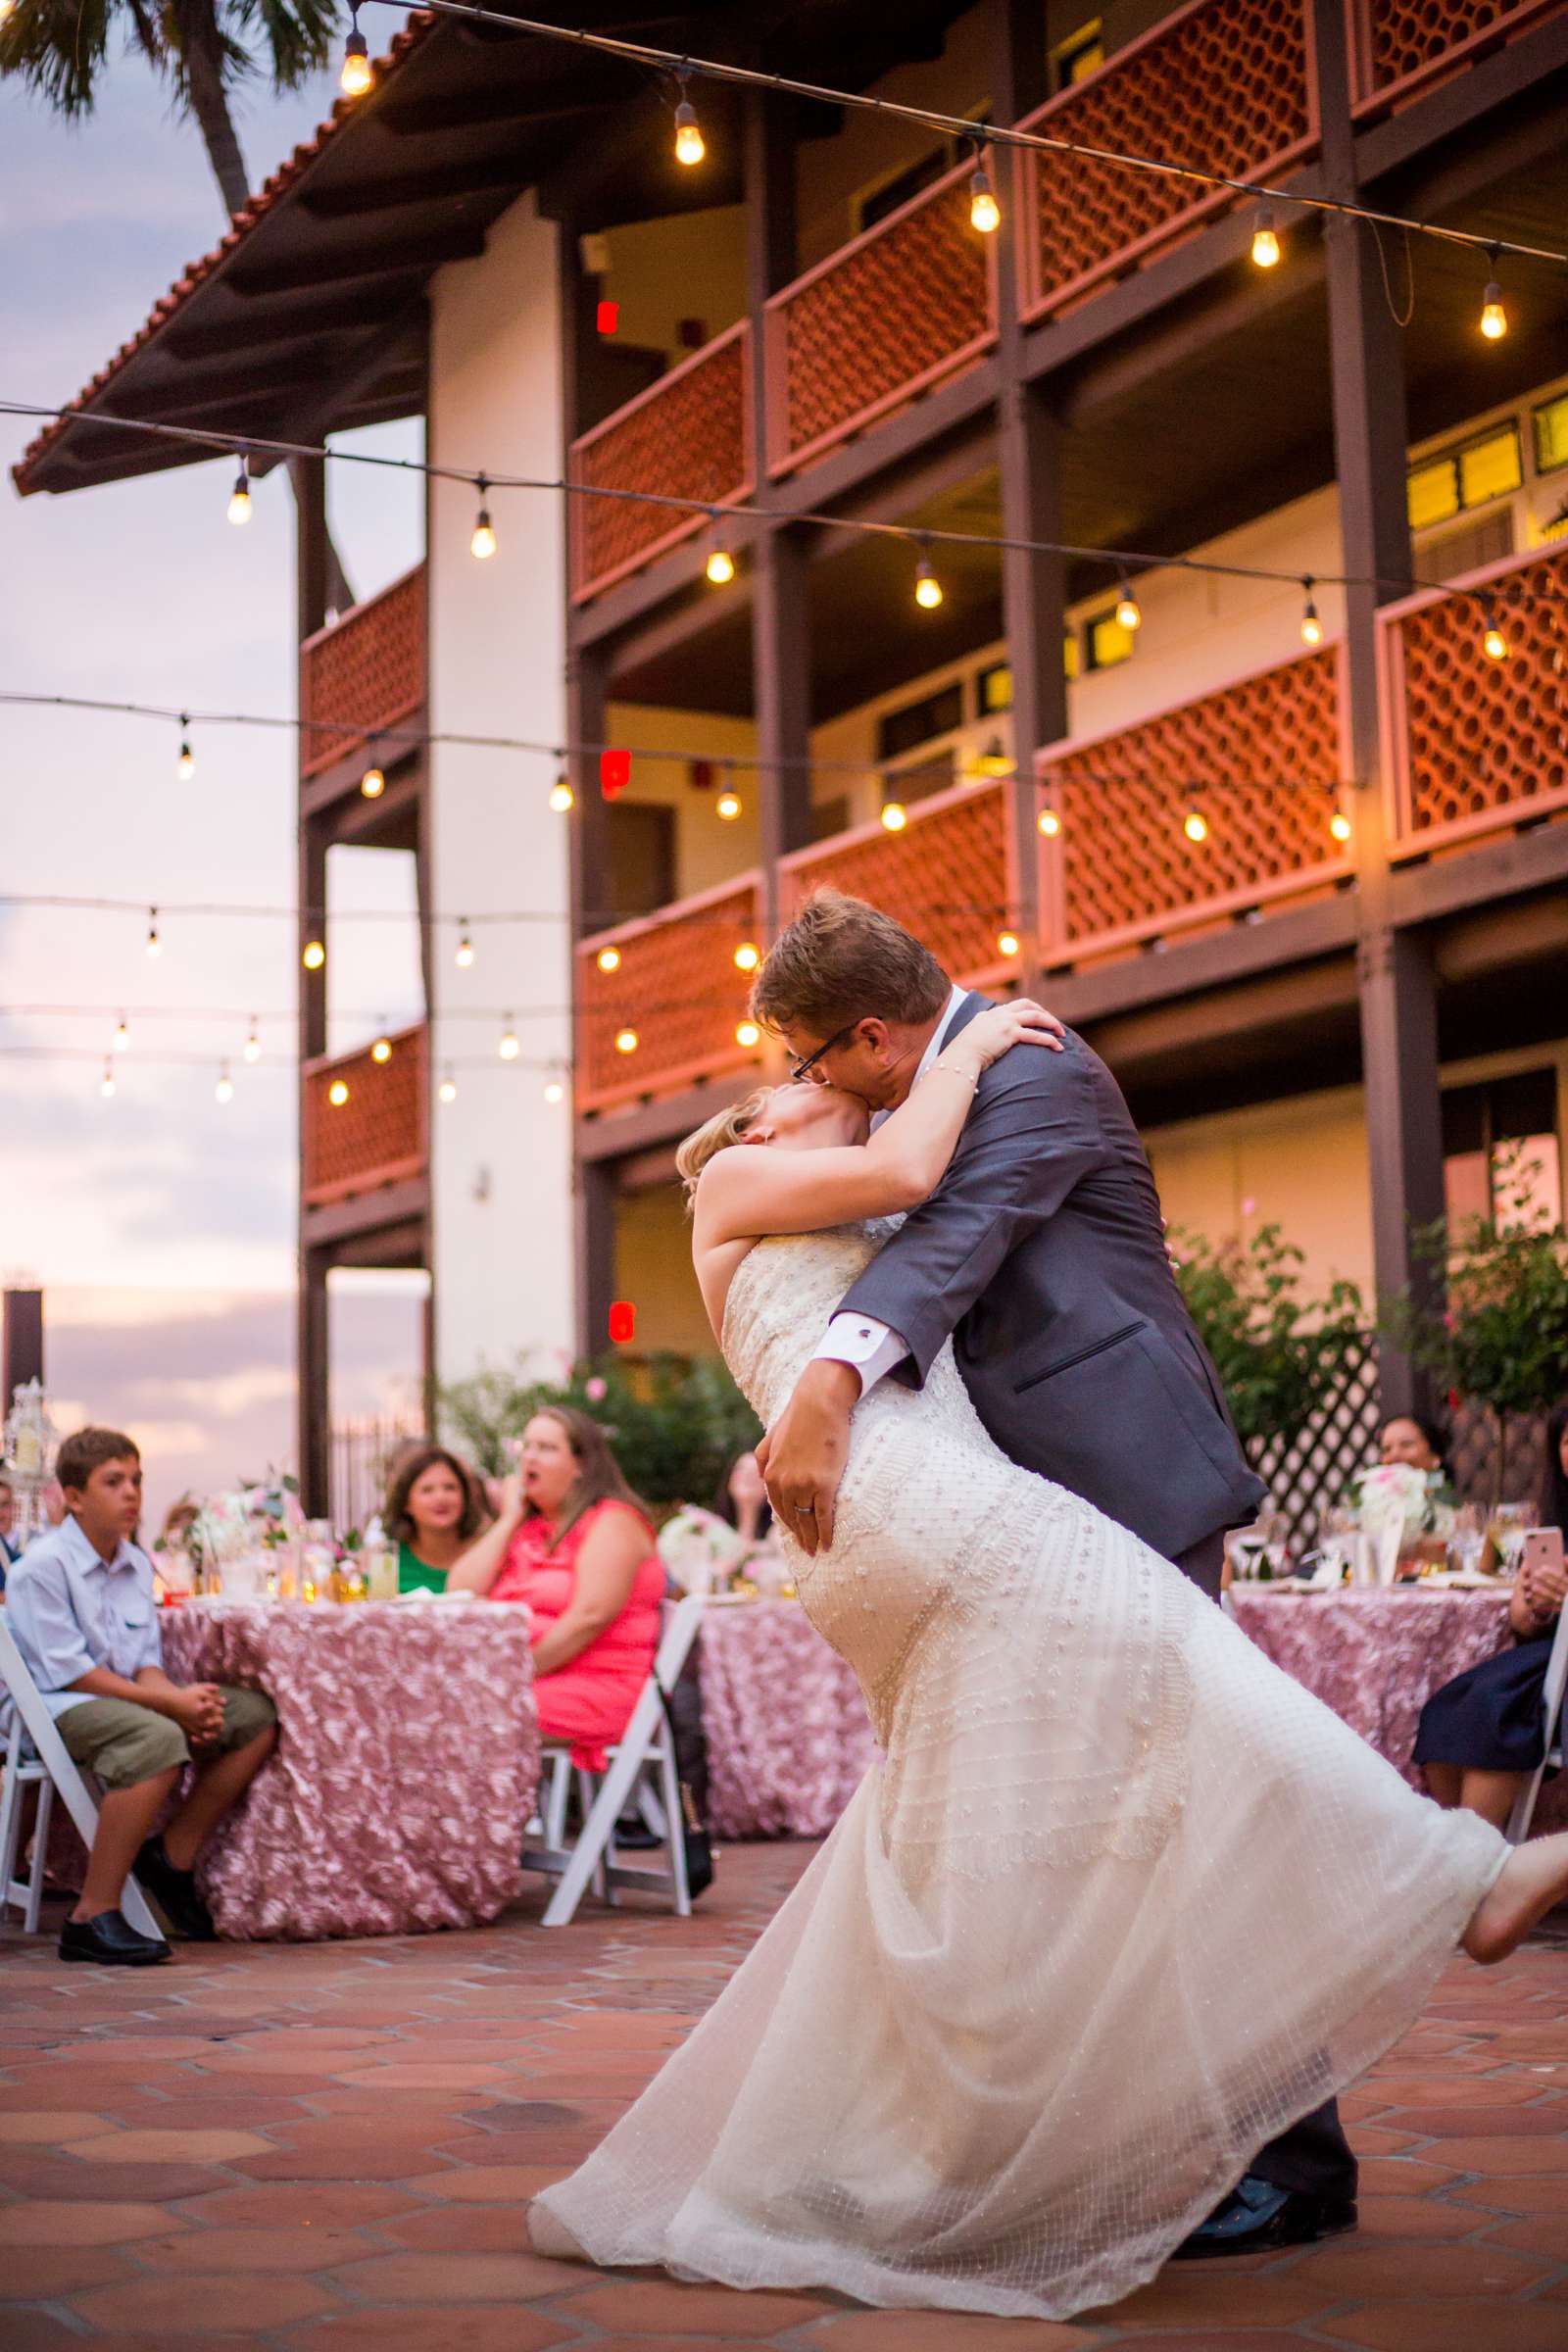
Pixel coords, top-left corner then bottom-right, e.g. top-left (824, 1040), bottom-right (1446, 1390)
top-left (531, 1230), bottom-right (1506, 2319)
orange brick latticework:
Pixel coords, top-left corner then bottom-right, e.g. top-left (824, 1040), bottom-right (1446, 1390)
top-left (1023, 0), bottom-right (1315, 318)
top-left (570, 328), bottom-right (749, 598)
top-left (299, 565), bottom-right (426, 777)
top-left (1394, 549), bottom-right (1568, 842)
top-left (772, 176), bottom-right (993, 468)
top-left (783, 786), bottom-right (1010, 982)
top-left (1045, 648), bottom-right (1346, 951)
top-left (302, 1025), bottom-right (427, 1206)
top-left (576, 883), bottom-right (762, 1109)
top-left (1354, 0), bottom-right (1553, 103)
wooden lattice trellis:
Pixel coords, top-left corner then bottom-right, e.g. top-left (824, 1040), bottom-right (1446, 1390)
top-left (1450, 1399), bottom-right (1551, 1511)
top-left (299, 565), bottom-right (426, 776)
top-left (1039, 646), bottom-right (1348, 954)
top-left (576, 879), bottom-right (763, 1109)
top-left (1350, 0), bottom-right (1555, 110)
top-left (303, 1025), bottom-right (427, 1205)
top-left (781, 782), bottom-right (1012, 984)
top-left (767, 166), bottom-right (994, 475)
top-left (1250, 1330), bottom-right (1384, 1553)
top-left (1020, 0), bottom-right (1316, 321)
top-left (569, 326), bottom-right (750, 600)
top-left (1386, 544), bottom-right (1568, 850)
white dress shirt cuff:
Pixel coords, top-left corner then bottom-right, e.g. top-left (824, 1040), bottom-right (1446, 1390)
top-left (813, 1313), bottom-right (910, 1398)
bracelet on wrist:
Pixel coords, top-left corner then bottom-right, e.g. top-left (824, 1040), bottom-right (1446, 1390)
top-left (926, 1062), bottom-right (978, 1093)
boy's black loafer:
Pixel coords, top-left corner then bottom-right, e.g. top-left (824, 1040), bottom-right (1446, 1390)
top-left (59, 1908), bottom-right (172, 1965)
top-left (135, 1837), bottom-right (219, 1941)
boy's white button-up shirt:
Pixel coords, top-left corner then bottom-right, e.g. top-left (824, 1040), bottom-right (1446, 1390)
top-left (3, 1514), bottom-right (163, 1723)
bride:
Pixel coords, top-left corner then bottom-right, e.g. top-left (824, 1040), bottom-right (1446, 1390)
top-left (530, 997), bottom-right (1568, 2320)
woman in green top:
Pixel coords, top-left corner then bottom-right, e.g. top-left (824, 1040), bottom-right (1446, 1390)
top-left (384, 1445), bottom-right (488, 1592)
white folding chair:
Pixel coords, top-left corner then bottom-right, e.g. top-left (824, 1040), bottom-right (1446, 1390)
top-left (522, 1592), bottom-right (706, 1930)
top-left (0, 1613), bottom-right (163, 1938)
top-left (1506, 1600), bottom-right (1568, 1845)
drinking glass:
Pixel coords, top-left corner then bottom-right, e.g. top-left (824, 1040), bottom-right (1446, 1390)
top-left (1446, 1502), bottom-right (1486, 1579)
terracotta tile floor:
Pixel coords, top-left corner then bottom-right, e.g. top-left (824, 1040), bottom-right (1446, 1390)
top-left (1, 1844), bottom-right (1564, 2349)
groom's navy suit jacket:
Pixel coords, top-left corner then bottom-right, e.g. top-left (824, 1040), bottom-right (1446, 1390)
top-left (839, 992), bottom-right (1264, 1565)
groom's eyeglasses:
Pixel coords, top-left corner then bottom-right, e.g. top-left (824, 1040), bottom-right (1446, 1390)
top-left (789, 1023), bottom-right (858, 1085)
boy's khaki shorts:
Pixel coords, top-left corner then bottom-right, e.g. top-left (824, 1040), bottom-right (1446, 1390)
top-left (58, 1688), bottom-right (276, 1789)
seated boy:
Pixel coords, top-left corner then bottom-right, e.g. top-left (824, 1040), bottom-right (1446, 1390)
top-left (3, 1427), bottom-right (276, 1964)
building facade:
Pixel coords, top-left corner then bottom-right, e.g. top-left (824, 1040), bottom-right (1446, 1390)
top-left (16, 0), bottom-right (1568, 1509)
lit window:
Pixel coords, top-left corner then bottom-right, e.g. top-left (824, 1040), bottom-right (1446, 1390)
top-left (1064, 632), bottom-right (1080, 681)
top-left (1085, 607), bottom-right (1135, 670)
top-left (1458, 423), bottom-right (1522, 511)
top-left (978, 662), bottom-right (1012, 714)
top-left (1533, 394), bottom-right (1568, 476)
top-left (1407, 457), bottom-right (1459, 533)
top-left (1052, 20), bottom-right (1104, 88)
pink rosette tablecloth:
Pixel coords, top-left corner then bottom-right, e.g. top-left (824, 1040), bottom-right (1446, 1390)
top-left (698, 1599), bottom-right (875, 1838)
top-left (1232, 1586), bottom-right (1568, 1833)
top-left (159, 1598), bottom-right (541, 1939)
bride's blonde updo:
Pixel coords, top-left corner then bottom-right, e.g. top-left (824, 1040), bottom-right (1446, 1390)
top-left (675, 1088), bottom-right (770, 1207)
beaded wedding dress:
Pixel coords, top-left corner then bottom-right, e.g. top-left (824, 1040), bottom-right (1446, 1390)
top-left (531, 1229), bottom-right (1507, 2320)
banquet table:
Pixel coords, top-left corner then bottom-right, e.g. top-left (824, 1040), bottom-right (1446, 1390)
top-left (153, 1597), bottom-right (542, 1939)
top-left (698, 1599), bottom-right (875, 1838)
top-left (1231, 1584), bottom-right (1568, 1833)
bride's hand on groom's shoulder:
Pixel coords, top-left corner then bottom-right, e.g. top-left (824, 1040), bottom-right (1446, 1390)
top-left (956, 999), bottom-right (1066, 1074)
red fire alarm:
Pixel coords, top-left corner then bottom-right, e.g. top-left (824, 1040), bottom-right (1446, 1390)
top-left (596, 300), bottom-right (618, 335)
top-left (609, 1300), bottom-right (636, 1345)
top-left (600, 748), bottom-right (630, 799)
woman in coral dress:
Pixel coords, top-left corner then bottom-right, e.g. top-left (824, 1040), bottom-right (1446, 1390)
top-left (448, 1408), bottom-right (662, 1768)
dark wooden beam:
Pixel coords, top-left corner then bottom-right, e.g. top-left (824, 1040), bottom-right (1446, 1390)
top-left (302, 1182), bottom-right (430, 1251)
top-left (251, 301), bottom-right (427, 478)
top-left (1041, 896), bottom-right (1359, 1024)
top-left (227, 227), bottom-right (488, 298)
top-left (1354, 9), bottom-right (1568, 184)
top-left (164, 285), bottom-right (427, 358)
top-left (96, 352), bottom-right (333, 421)
top-left (378, 80), bottom-right (620, 139)
top-left (299, 154), bottom-right (538, 219)
top-left (1390, 815), bottom-right (1568, 927)
top-left (1090, 955), bottom-right (1358, 1072)
top-left (576, 1069), bottom-right (759, 1162)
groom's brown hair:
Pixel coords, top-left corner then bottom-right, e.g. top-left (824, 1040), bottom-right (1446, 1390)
top-left (751, 889), bottom-right (949, 1037)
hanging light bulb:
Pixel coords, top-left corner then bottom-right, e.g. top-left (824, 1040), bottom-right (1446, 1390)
top-left (734, 940), bottom-right (760, 972)
top-left (216, 1065), bottom-right (234, 1104)
top-left (303, 938), bottom-right (325, 970)
top-left (881, 800), bottom-right (907, 832)
top-left (328, 1078), bottom-right (350, 1106)
top-left (455, 923), bottom-right (475, 967)
top-left (549, 775), bottom-right (574, 813)
top-left (614, 1026), bottom-right (639, 1054)
top-left (227, 455), bottom-right (252, 526)
top-left (371, 1035), bottom-right (392, 1064)
top-left (997, 931), bottom-right (1020, 958)
top-left (498, 1019), bottom-right (520, 1061)
top-left (969, 161), bottom-right (1001, 236)
top-left (340, 8), bottom-right (372, 95)
top-left (736, 1019), bottom-right (761, 1049)
top-left (1250, 205), bottom-right (1281, 269)
top-left (1482, 605), bottom-right (1508, 662)
top-left (360, 752), bottom-right (385, 798)
top-left (1184, 808), bottom-right (1209, 845)
top-left (673, 74), bottom-right (704, 167)
top-left (1330, 808), bottom-right (1353, 844)
top-left (597, 945), bottom-right (621, 974)
top-left (913, 546), bottom-right (943, 610)
top-left (1300, 578), bottom-right (1323, 645)
top-left (716, 785), bottom-right (742, 820)
top-left (1480, 248), bottom-right (1507, 340)
top-left (543, 1076), bottom-right (565, 1104)
top-left (243, 1021), bottom-right (261, 1065)
top-left (438, 1069), bottom-right (459, 1104)
top-left (101, 1058), bottom-right (117, 1101)
top-left (705, 517), bottom-right (735, 585)
top-left (469, 476), bottom-right (497, 560)
top-left (1037, 806), bottom-right (1061, 838)
top-left (112, 1013), bottom-right (129, 1054)
top-left (145, 908), bottom-right (161, 958)
top-left (1115, 574), bottom-right (1142, 633)
top-left (176, 723), bottom-right (194, 781)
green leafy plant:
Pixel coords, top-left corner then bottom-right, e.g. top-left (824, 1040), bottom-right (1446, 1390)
top-left (439, 1352), bottom-right (761, 1517)
top-left (1171, 1222), bottom-right (1365, 1453)
top-left (1381, 1147), bottom-right (1568, 1506)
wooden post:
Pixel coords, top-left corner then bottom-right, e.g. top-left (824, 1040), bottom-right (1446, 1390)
top-left (573, 1154), bottom-right (616, 1365)
top-left (1315, 2), bottom-right (1442, 1418)
top-left (298, 1248), bottom-right (330, 1518)
top-left (295, 454), bottom-right (334, 1513)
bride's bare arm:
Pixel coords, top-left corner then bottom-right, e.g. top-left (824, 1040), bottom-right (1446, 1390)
top-left (694, 1002), bottom-right (1062, 1247)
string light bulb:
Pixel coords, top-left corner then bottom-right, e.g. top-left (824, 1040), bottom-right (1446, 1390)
top-left (1250, 205), bottom-right (1281, 269)
top-left (340, 10), bottom-right (372, 95)
top-left (614, 1026), bottom-right (639, 1054)
top-left (227, 456), bottom-right (251, 525)
top-left (1037, 806), bottom-right (1061, 837)
top-left (302, 938), bottom-right (325, 970)
top-left (1299, 578), bottom-right (1322, 645)
top-left (439, 1069), bottom-right (458, 1104)
top-left (969, 162), bottom-right (1001, 235)
top-left (597, 945), bottom-right (621, 974)
top-left (101, 1058), bottom-right (116, 1100)
top-left (672, 74), bottom-right (704, 166)
top-left (913, 547), bottom-right (943, 610)
top-left (370, 1035), bottom-right (392, 1064)
top-left (1114, 574), bottom-right (1142, 633)
top-left (998, 931), bottom-right (1020, 958)
top-left (216, 1065), bottom-right (234, 1104)
top-left (328, 1079), bottom-right (349, 1106)
top-left (360, 752), bottom-right (385, 798)
top-left (881, 800), bottom-right (907, 832)
top-left (736, 1019), bottom-right (761, 1049)
top-left (176, 724), bottom-right (194, 780)
top-left (734, 941), bottom-right (760, 971)
top-left (549, 775), bottom-right (574, 813)
top-left (1482, 605), bottom-right (1508, 662)
top-left (469, 477), bottom-right (497, 560)
top-left (498, 1019), bottom-right (520, 1061)
top-left (243, 1022), bottom-right (261, 1064)
top-left (1330, 808), bottom-right (1353, 844)
top-left (1184, 808), bottom-right (1209, 845)
top-left (1480, 250), bottom-right (1507, 340)
top-left (112, 1014), bottom-right (128, 1054)
top-left (543, 1076), bottom-right (565, 1103)
top-left (145, 908), bottom-right (161, 958)
top-left (716, 785), bottom-right (742, 820)
top-left (455, 924), bottom-right (475, 967)
top-left (705, 521), bottom-right (735, 585)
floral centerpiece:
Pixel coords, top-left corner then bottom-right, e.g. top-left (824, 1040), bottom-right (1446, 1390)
top-left (1354, 1461), bottom-right (1439, 1547)
top-left (186, 1472), bottom-right (307, 1591)
top-left (657, 1505), bottom-right (747, 1595)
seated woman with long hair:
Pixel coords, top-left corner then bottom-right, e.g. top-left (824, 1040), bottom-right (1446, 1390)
top-left (384, 1444), bottom-right (489, 1593)
top-left (447, 1407), bottom-right (664, 1768)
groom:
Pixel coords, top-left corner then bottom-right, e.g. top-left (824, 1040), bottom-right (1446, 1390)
top-left (752, 889), bottom-right (1358, 2260)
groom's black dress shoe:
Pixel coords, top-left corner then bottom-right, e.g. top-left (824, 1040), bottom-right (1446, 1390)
top-left (135, 1837), bottom-right (218, 1940)
top-left (1171, 2175), bottom-right (1357, 2259)
top-left (59, 1909), bottom-right (172, 1966)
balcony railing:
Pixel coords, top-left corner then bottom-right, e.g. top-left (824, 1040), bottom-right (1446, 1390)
top-left (575, 874), bottom-right (765, 1112)
top-left (764, 158), bottom-right (996, 478)
top-left (303, 1023), bottom-right (427, 1208)
top-left (780, 779), bottom-right (1019, 986)
top-left (1036, 646), bottom-right (1352, 960)
top-left (1382, 540), bottom-right (1568, 857)
top-left (300, 564), bottom-right (426, 778)
top-left (1018, 0), bottom-right (1318, 327)
top-left (1350, 0), bottom-right (1556, 115)
top-left (568, 323), bottom-right (751, 604)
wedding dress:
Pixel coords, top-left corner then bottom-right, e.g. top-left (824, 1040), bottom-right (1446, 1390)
top-left (531, 1229), bottom-right (1507, 2320)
